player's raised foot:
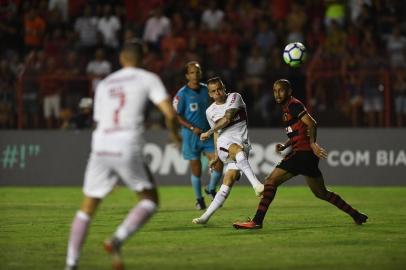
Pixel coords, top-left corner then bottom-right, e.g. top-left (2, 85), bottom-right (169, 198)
top-left (353, 212), bottom-right (368, 225)
top-left (254, 184), bottom-right (264, 197)
top-left (192, 217), bottom-right (208, 224)
top-left (103, 237), bottom-right (124, 270)
top-left (204, 187), bottom-right (217, 200)
top-left (195, 197), bottom-right (206, 210)
top-left (233, 218), bottom-right (262, 230)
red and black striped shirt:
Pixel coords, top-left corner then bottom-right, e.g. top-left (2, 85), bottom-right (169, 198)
top-left (282, 97), bottom-right (311, 151)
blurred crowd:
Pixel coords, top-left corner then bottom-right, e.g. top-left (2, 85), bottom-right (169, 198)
top-left (1, 0), bottom-right (406, 129)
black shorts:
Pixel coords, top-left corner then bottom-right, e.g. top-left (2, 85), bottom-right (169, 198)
top-left (276, 151), bottom-right (322, 177)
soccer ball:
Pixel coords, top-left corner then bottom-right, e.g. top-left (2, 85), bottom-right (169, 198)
top-left (283, 42), bottom-right (307, 68)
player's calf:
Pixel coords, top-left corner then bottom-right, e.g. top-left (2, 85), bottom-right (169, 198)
top-left (324, 192), bottom-right (368, 225)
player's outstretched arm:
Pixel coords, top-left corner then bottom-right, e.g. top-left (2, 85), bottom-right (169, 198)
top-left (157, 99), bottom-right (182, 146)
top-left (300, 113), bottom-right (328, 159)
top-left (200, 108), bottom-right (238, 141)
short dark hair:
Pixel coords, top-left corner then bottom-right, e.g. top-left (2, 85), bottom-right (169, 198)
top-left (184, 61), bottom-right (200, 74)
top-left (121, 39), bottom-right (144, 60)
top-left (207, 76), bottom-right (224, 86)
top-left (274, 79), bottom-right (291, 90)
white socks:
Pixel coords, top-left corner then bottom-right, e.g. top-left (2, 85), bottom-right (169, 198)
top-left (66, 211), bottom-right (91, 266)
top-left (235, 151), bottom-right (262, 188)
top-left (114, 199), bottom-right (157, 241)
top-left (66, 200), bottom-right (157, 266)
top-left (200, 184), bottom-right (230, 222)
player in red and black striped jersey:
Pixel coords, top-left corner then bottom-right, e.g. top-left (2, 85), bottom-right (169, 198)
top-left (233, 79), bottom-right (368, 229)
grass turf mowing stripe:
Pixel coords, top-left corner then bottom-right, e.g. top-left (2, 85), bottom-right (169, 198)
top-left (0, 186), bottom-right (405, 270)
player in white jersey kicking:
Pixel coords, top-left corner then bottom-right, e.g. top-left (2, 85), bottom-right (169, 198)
top-left (192, 77), bottom-right (264, 225)
top-left (64, 42), bottom-right (181, 270)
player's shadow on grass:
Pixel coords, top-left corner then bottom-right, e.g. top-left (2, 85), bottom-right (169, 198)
top-left (222, 224), bottom-right (349, 236)
top-left (158, 208), bottom-right (199, 213)
top-left (148, 223), bottom-right (229, 232)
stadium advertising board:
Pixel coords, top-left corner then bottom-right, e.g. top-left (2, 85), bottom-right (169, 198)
top-left (0, 129), bottom-right (405, 186)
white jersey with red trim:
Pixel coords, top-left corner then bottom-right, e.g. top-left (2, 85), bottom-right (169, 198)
top-left (206, 92), bottom-right (249, 149)
top-left (91, 67), bottom-right (168, 152)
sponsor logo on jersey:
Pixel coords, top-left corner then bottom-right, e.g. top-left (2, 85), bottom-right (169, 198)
top-left (190, 103), bottom-right (198, 111)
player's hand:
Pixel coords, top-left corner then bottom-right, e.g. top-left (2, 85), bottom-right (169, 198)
top-left (208, 156), bottom-right (220, 173)
top-left (200, 132), bottom-right (210, 141)
top-left (311, 143), bottom-right (328, 159)
top-left (192, 127), bottom-right (202, 136)
top-left (275, 143), bottom-right (285, 153)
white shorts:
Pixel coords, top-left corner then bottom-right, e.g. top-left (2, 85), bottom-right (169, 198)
top-left (83, 150), bottom-right (154, 198)
top-left (217, 136), bottom-right (250, 172)
top-left (43, 94), bottom-right (60, 118)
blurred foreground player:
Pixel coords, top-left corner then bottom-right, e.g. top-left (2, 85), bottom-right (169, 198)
top-left (192, 77), bottom-right (264, 225)
top-left (64, 42), bottom-right (180, 270)
top-left (233, 79), bottom-right (368, 229)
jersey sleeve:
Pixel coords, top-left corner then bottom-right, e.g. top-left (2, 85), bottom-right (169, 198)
top-left (93, 81), bottom-right (103, 122)
top-left (173, 90), bottom-right (185, 115)
top-left (147, 73), bottom-right (169, 105)
top-left (206, 109), bottom-right (215, 128)
top-left (225, 92), bottom-right (242, 111)
top-left (289, 102), bottom-right (307, 119)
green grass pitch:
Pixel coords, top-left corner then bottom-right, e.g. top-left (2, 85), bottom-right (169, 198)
top-left (1, 186), bottom-right (406, 270)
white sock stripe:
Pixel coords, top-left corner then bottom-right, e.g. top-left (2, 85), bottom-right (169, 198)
top-left (219, 184), bottom-right (230, 193)
top-left (76, 210), bottom-right (90, 221)
top-left (138, 199), bottom-right (157, 212)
